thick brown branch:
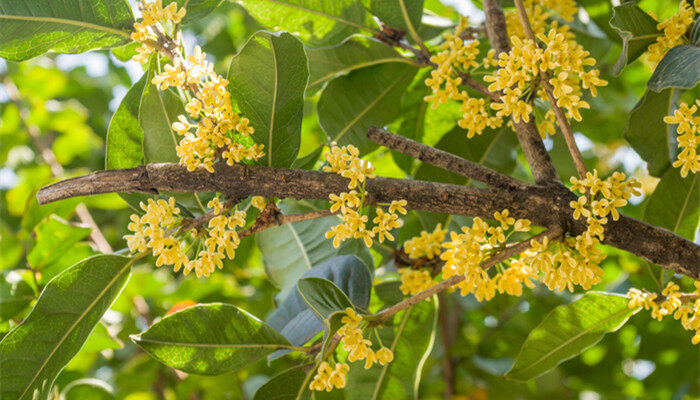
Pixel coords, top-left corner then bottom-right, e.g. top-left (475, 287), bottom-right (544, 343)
top-left (482, 0), bottom-right (559, 184)
top-left (35, 163), bottom-right (700, 278)
top-left (513, 0), bottom-right (588, 179)
top-left (367, 126), bottom-right (525, 190)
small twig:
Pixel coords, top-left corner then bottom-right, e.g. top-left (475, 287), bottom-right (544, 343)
top-left (367, 127), bottom-right (525, 190)
top-left (512, 0), bottom-right (588, 179)
top-left (238, 208), bottom-right (335, 238)
top-left (368, 228), bottom-right (562, 324)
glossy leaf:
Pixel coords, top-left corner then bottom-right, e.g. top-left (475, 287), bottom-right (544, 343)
top-left (106, 71), bottom-right (147, 170)
top-left (298, 277), bottom-right (353, 320)
top-left (391, 70), bottom-right (431, 174)
top-left (318, 62), bottom-right (417, 154)
top-left (0, 254), bottom-right (133, 400)
top-left (267, 255), bottom-right (371, 349)
top-left (175, 0), bottom-right (224, 24)
top-left (306, 35), bottom-right (410, 95)
top-left (292, 146), bottom-right (323, 170)
top-left (0, 0), bottom-right (134, 61)
top-left (623, 88), bottom-right (676, 177)
top-left (643, 168), bottom-right (699, 241)
top-left (27, 215), bottom-right (92, 270)
top-left (139, 57), bottom-right (183, 164)
top-left (228, 31), bottom-right (308, 168)
top-left (609, 3), bottom-right (660, 75)
top-left (346, 291), bottom-right (437, 399)
top-left (131, 303), bottom-right (290, 375)
top-left (647, 45), bottom-right (700, 92)
top-left (238, 0), bottom-right (374, 46)
top-left (362, 0), bottom-right (424, 33)
top-left (253, 365), bottom-right (311, 400)
top-left (505, 292), bottom-right (639, 381)
top-left (0, 278), bottom-right (34, 320)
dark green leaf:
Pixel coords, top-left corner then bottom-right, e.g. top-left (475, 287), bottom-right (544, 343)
top-left (106, 71), bottom-right (147, 170)
top-left (292, 146), bottom-right (323, 170)
top-left (392, 70), bottom-right (431, 174)
top-left (139, 56), bottom-right (183, 164)
top-left (647, 44), bottom-right (700, 92)
top-left (131, 303), bottom-right (290, 375)
top-left (318, 62), bottom-right (417, 154)
top-left (228, 31), bottom-right (308, 168)
top-left (61, 378), bottom-right (114, 400)
top-left (362, 0), bottom-right (424, 35)
top-left (267, 255), bottom-right (371, 349)
top-left (0, 254), bottom-right (133, 400)
top-left (0, 0), bottom-right (134, 61)
top-left (346, 294), bottom-right (436, 399)
top-left (238, 0), bottom-right (374, 46)
top-left (306, 35), bottom-right (410, 95)
top-left (27, 215), bottom-right (91, 270)
top-left (643, 168), bottom-right (699, 241)
top-left (253, 365), bottom-right (311, 400)
top-left (505, 292), bottom-right (638, 381)
top-left (0, 278), bottom-right (33, 320)
top-left (623, 88), bottom-right (676, 177)
top-left (609, 3), bottom-right (660, 75)
top-left (297, 277), bottom-right (353, 320)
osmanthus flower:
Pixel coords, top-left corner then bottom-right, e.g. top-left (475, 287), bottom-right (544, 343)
top-left (628, 281), bottom-right (700, 344)
top-left (309, 361), bottom-right (349, 391)
top-left (398, 268), bottom-right (435, 296)
top-left (664, 100), bottom-right (699, 177)
top-left (646, 1), bottom-right (697, 65)
top-left (403, 223), bottom-right (447, 260)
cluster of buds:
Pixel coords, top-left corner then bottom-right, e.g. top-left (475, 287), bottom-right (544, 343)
top-left (503, 0), bottom-right (578, 40)
top-left (130, 0), bottom-right (186, 64)
top-left (646, 1), bottom-right (698, 65)
top-left (323, 144), bottom-right (406, 248)
top-left (628, 281), bottom-right (700, 344)
top-left (664, 100), bottom-right (699, 177)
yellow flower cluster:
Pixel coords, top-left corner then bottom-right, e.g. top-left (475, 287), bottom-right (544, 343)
top-left (569, 170), bottom-right (642, 242)
top-left (403, 223), bottom-right (447, 260)
top-left (309, 361), bottom-right (349, 392)
top-left (646, 1), bottom-right (698, 66)
top-left (130, 1), bottom-right (264, 173)
top-left (503, 0), bottom-right (578, 40)
top-left (125, 196), bottom-right (246, 278)
top-left (130, 0), bottom-right (186, 64)
top-left (398, 268), bottom-right (435, 296)
top-left (311, 308), bottom-right (393, 392)
top-left (440, 210), bottom-right (533, 301)
top-left (251, 196), bottom-right (267, 211)
top-left (664, 100), bottom-right (699, 177)
top-left (485, 26), bottom-right (608, 125)
top-left (424, 17), bottom-right (503, 138)
top-left (323, 144), bottom-right (406, 248)
top-left (627, 281), bottom-right (700, 344)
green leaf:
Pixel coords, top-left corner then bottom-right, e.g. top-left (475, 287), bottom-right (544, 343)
top-left (0, 254), bottom-right (133, 400)
top-left (623, 88), bottom-right (677, 177)
top-left (306, 35), bottom-right (411, 95)
top-left (131, 303), bottom-right (290, 375)
top-left (106, 71), bottom-right (147, 170)
top-left (647, 44), bottom-right (700, 92)
top-left (27, 215), bottom-right (92, 270)
top-left (391, 70), bottom-right (431, 174)
top-left (0, 278), bottom-right (34, 320)
top-left (292, 146), bottom-right (323, 170)
top-left (238, 0), bottom-right (374, 46)
top-left (61, 378), bottom-right (114, 400)
top-left (110, 41), bottom-right (140, 62)
top-left (643, 168), bottom-right (699, 241)
top-left (257, 200), bottom-right (370, 297)
top-left (0, 0), bottom-right (134, 61)
top-left (228, 31), bottom-right (308, 168)
top-left (253, 365), bottom-right (311, 400)
top-left (174, 0), bottom-right (224, 24)
top-left (609, 3), bottom-right (660, 75)
top-left (297, 277), bottom-right (353, 320)
top-left (318, 62), bottom-right (417, 154)
top-left (362, 0), bottom-right (424, 33)
top-left (139, 56), bottom-right (183, 164)
top-left (267, 255), bottom-right (371, 350)
top-left (505, 292), bottom-right (639, 381)
top-left (346, 295), bottom-right (436, 399)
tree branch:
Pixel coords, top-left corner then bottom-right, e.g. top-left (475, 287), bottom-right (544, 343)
top-left (512, 0), bottom-right (588, 179)
top-left (35, 162), bottom-right (700, 278)
top-left (367, 126), bottom-right (525, 190)
top-left (482, 0), bottom-right (559, 184)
